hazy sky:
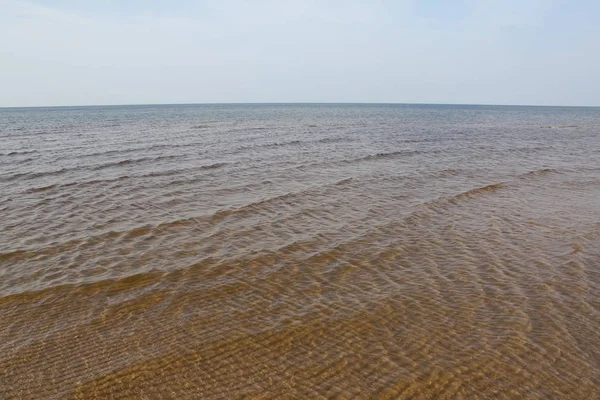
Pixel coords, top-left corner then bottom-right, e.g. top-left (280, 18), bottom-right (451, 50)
top-left (1, 0), bottom-right (599, 107)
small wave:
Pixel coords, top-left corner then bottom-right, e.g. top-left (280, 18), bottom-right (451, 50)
top-left (432, 182), bottom-right (504, 205)
top-left (0, 229), bottom-right (128, 264)
top-left (191, 125), bottom-right (210, 130)
top-left (405, 182), bottom-right (506, 222)
top-left (317, 136), bottom-right (352, 144)
top-left (16, 157), bottom-right (35, 164)
top-left (210, 177), bottom-right (361, 222)
top-left (26, 184), bottom-right (58, 193)
top-left (455, 183), bottom-right (503, 199)
top-left (78, 148), bottom-right (147, 159)
top-left (210, 195), bottom-right (297, 221)
top-left (346, 150), bottom-right (415, 164)
top-left (505, 146), bottom-right (552, 153)
top-left (0, 216), bottom-right (198, 265)
top-left (1, 157), bottom-right (36, 166)
top-left (228, 139), bottom-right (307, 155)
top-left (76, 142), bottom-right (202, 160)
top-left (365, 151), bottom-right (412, 160)
top-left (116, 159), bottom-right (140, 166)
top-left (0, 249), bottom-right (34, 263)
top-left (199, 162), bottom-right (228, 170)
top-left (226, 126), bottom-right (270, 134)
top-left (540, 125), bottom-right (579, 129)
top-left (123, 225), bottom-right (154, 240)
top-left (24, 175), bottom-right (132, 192)
top-left (519, 168), bottom-right (560, 178)
top-left (141, 162), bottom-right (227, 179)
top-left (3, 155), bottom-right (180, 183)
top-left (1, 167), bottom-right (72, 183)
top-left (264, 140), bottom-right (302, 148)
top-left (436, 169), bottom-right (462, 178)
top-left (143, 169), bottom-right (185, 178)
top-left (335, 178), bottom-right (354, 186)
top-left (0, 270), bottom-right (167, 304)
top-left (21, 162), bottom-right (224, 192)
top-left (91, 157), bottom-right (151, 170)
top-left (3, 150), bottom-right (37, 156)
top-left (92, 155), bottom-right (179, 171)
top-left (63, 175), bottom-right (132, 188)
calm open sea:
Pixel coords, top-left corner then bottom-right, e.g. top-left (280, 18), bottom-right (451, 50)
top-left (1, 104), bottom-right (599, 399)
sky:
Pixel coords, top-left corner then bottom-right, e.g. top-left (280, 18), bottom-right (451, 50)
top-left (1, 0), bottom-right (599, 107)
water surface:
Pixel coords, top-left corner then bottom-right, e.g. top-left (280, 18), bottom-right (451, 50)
top-left (1, 104), bottom-right (599, 398)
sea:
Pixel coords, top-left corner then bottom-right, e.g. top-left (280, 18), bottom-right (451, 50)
top-left (1, 103), bottom-right (599, 399)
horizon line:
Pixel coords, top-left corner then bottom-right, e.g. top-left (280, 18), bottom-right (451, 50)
top-left (1, 101), bottom-right (599, 109)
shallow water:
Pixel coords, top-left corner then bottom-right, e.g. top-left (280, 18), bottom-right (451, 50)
top-left (1, 104), bottom-right (599, 399)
